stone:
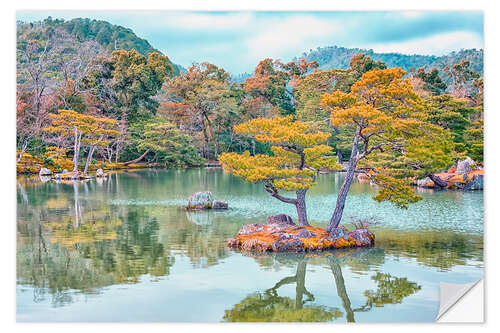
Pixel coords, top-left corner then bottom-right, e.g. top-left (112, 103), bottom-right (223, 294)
top-left (329, 227), bottom-right (349, 241)
top-left (456, 157), bottom-right (474, 174)
top-left (415, 177), bottom-right (435, 188)
top-left (54, 173), bottom-right (62, 180)
top-left (227, 238), bottom-right (240, 248)
top-left (267, 214), bottom-right (295, 226)
top-left (241, 239), bottom-right (271, 252)
top-left (348, 228), bottom-right (374, 247)
top-left (213, 201), bottom-right (228, 209)
top-left (39, 167), bottom-right (52, 176)
top-left (96, 168), bottom-right (104, 177)
top-left (237, 223), bottom-right (264, 235)
top-left (296, 229), bottom-right (316, 238)
top-left (62, 169), bottom-right (69, 173)
top-left (186, 191), bottom-right (214, 210)
top-left (462, 173), bottom-right (484, 190)
top-left (271, 234), bottom-right (304, 252)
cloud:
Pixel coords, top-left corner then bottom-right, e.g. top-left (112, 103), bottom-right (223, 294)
top-left (244, 15), bottom-right (343, 62)
top-left (166, 12), bottom-right (254, 30)
top-left (365, 31), bottom-right (483, 56)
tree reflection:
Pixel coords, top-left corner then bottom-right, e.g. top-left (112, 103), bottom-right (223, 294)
top-left (16, 179), bottom-right (174, 306)
top-left (225, 250), bottom-right (422, 322)
top-left (223, 256), bottom-right (342, 322)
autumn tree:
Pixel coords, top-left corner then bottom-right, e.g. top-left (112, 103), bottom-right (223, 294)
top-left (161, 62), bottom-right (238, 159)
top-left (348, 53), bottom-right (387, 81)
top-left (321, 68), bottom-right (454, 232)
top-left (44, 109), bottom-right (120, 174)
top-left (219, 116), bottom-right (339, 226)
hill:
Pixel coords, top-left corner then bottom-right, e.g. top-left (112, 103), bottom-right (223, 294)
top-left (294, 45), bottom-right (483, 76)
top-left (17, 17), bottom-right (183, 75)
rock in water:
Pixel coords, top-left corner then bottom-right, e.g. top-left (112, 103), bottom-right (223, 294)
top-left (271, 234), bottom-right (304, 252)
top-left (39, 167), bottom-right (52, 176)
top-left (267, 214), bottom-right (295, 226)
top-left (329, 227), bottom-right (348, 241)
top-left (237, 223), bottom-right (264, 235)
top-left (348, 229), bottom-right (374, 247)
top-left (96, 168), bottom-right (104, 177)
top-left (186, 191), bottom-right (214, 210)
top-left (456, 157), bottom-right (474, 174)
top-left (213, 201), bottom-right (228, 209)
top-left (296, 229), bottom-right (316, 238)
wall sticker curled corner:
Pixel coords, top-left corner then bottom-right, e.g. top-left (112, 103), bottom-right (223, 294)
top-left (436, 278), bottom-right (484, 322)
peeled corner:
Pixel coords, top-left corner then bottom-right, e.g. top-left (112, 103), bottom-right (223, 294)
top-left (436, 278), bottom-right (484, 322)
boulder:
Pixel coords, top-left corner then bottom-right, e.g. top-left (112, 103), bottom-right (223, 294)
top-left (39, 167), bottom-right (52, 176)
top-left (329, 227), bottom-right (349, 241)
top-left (461, 173), bottom-right (484, 190)
top-left (348, 228), bottom-right (374, 247)
top-left (54, 173), bottom-right (62, 180)
top-left (186, 191), bottom-right (214, 210)
top-left (213, 201), bottom-right (228, 209)
top-left (415, 177), bottom-right (435, 188)
top-left (296, 229), bottom-right (316, 238)
top-left (271, 234), bottom-right (304, 252)
top-left (456, 157), bottom-right (474, 174)
top-left (227, 238), bottom-right (240, 248)
top-left (267, 214), bottom-right (295, 226)
top-left (241, 239), bottom-right (271, 252)
top-left (96, 168), bottom-right (105, 177)
top-left (237, 223), bottom-right (264, 235)
top-left (62, 169), bottom-right (69, 173)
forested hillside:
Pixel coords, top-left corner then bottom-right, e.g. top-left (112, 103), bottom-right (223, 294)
top-left (295, 46), bottom-right (483, 77)
top-left (16, 17), bottom-right (484, 180)
top-left (17, 17), bottom-right (183, 74)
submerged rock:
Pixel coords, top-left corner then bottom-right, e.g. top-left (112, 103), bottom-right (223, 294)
top-left (186, 191), bottom-right (214, 210)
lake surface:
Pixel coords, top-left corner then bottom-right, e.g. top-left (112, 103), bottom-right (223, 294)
top-left (16, 168), bottom-right (484, 322)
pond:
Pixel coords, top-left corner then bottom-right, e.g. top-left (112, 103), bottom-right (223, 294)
top-left (16, 168), bottom-right (484, 322)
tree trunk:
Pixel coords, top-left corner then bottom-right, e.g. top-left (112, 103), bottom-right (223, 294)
top-left (17, 140), bottom-right (29, 163)
top-left (83, 145), bottom-right (96, 175)
top-left (295, 189), bottom-right (309, 226)
top-left (123, 149), bottom-right (150, 166)
top-left (326, 129), bottom-right (360, 232)
top-left (72, 128), bottom-right (81, 172)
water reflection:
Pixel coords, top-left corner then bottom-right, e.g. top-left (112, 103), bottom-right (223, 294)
top-left (225, 250), bottom-right (422, 322)
top-left (16, 169), bottom-right (483, 321)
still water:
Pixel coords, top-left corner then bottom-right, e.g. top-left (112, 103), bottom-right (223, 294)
top-left (16, 168), bottom-right (483, 322)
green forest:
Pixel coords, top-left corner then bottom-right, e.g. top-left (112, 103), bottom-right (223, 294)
top-left (16, 17), bottom-right (483, 177)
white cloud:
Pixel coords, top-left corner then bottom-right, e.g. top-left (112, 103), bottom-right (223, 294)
top-left (365, 31), bottom-right (483, 56)
top-left (167, 12), bottom-right (254, 30)
top-left (244, 15), bottom-right (343, 62)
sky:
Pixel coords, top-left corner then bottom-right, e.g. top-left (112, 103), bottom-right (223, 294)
top-left (16, 11), bottom-right (484, 74)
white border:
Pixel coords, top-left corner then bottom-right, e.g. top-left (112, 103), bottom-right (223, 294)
top-left (2, 0), bottom-right (498, 332)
